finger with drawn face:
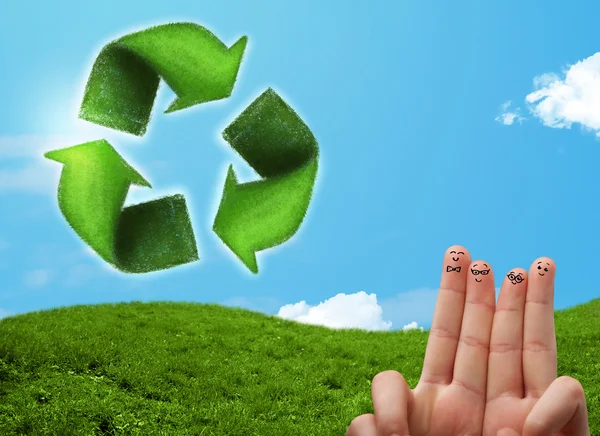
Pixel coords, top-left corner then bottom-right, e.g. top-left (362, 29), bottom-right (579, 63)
top-left (487, 268), bottom-right (528, 402)
top-left (523, 257), bottom-right (557, 398)
top-left (419, 246), bottom-right (471, 386)
top-left (452, 260), bottom-right (496, 397)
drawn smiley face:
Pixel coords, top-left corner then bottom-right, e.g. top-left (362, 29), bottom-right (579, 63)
top-left (471, 263), bottom-right (490, 282)
top-left (537, 261), bottom-right (550, 276)
top-left (449, 250), bottom-right (465, 262)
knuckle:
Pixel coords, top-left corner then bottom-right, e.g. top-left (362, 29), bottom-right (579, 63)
top-left (489, 342), bottom-right (521, 354)
top-left (459, 334), bottom-right (490, 352)
top-left (429, 326), bottom-right (459, 341)
top-left (523, 339), bottom-right (553, 353)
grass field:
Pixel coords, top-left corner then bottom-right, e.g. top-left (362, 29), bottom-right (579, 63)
top-left (0, 299), bottom-right (598, 435)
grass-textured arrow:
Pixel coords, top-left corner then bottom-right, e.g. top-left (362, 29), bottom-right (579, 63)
top-left (79, 22), bottom-right (248, 136)
top-left (45, 140), bottom-right (199, 273)
top-left (213, 88), bottom-right (319, 274)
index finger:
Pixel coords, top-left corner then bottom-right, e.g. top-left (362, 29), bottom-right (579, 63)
top-left (419, 245), bottom-right (471, 386)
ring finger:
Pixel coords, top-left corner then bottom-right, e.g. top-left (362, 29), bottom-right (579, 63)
top-left (487, 268), bottom-right (528, 402)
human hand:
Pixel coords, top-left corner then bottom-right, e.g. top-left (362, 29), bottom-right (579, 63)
top-left (346, 245), bottom-right (590, 436)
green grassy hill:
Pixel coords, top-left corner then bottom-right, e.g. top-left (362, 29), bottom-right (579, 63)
top-left (0, 299), bottom-right (598, 435)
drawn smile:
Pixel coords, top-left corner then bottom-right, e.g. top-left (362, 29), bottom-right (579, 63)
top-left (471, 263), bottom-right (490, 283)
top-left (452, 257), bottom-right (459, 261)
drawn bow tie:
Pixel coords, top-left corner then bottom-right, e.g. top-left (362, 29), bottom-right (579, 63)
top-left (447, 265), bottom-right (461, 272)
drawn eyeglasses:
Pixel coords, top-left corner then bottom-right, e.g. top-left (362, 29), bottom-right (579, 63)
top-left (507, 272), bottom-right (524, 283)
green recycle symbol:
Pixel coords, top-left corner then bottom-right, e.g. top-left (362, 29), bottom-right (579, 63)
top-left (44, 22), bottom-right (319, 274)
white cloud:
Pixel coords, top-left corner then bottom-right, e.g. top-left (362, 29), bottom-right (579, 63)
top-left (402, 321), bottom-right (423, 331)
top-left (23, 269), bottom-right (52, 288)
top-left (498, 52), bottom-right (600, 137)
top-left (277, 289), bottom-right (441, 332)
top-left (532, 72), bottom-right (562, 90)
top-left (277, 291), bottom-right (393, 331)
top-left (495, 101), bottom-right (526, 125)
top-left (525, 53), bottom-right (600, 136)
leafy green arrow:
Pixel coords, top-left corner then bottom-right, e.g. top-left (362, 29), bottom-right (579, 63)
top-left (213, 88), bottom-right (319, 274)
top-left (45, 139), bottom-right (199, 273)
top-left (79, 22), bottom-right (248, 136)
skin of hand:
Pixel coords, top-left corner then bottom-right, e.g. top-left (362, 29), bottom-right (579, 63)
top-left (346, 245), bottom-right (590, 436)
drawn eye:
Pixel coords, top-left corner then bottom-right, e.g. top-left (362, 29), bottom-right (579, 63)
top-left (538, 265), bottom-right (542, 270)
top-left (544, 268), bottom-right (548, 272)
top-left (481, 269), bottom-right (490, 276)
top-left (507, 272), bottom-right (515, 280)
top-left (515, 275), bottom-right (524, 283)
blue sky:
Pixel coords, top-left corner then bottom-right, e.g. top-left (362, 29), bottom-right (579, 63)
top-left (1, 0), bottom-right (600, 331)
